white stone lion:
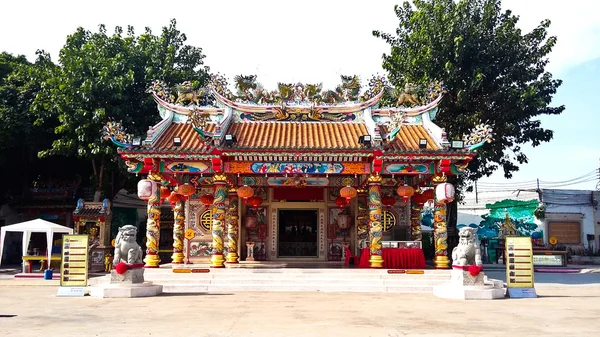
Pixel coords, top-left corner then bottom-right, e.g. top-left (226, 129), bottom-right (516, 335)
top-left (451, 227), bottom-right (482, 267)
top-left (113, 225), bottom-right (143, 265)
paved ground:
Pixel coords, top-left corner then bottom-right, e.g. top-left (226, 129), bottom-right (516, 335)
top-left (1, 284), bottom-right (600, 337)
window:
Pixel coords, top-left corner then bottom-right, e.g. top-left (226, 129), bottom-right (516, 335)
top-left (548, 222), bottom-right (580, 244)
top-left (382, 210), bottom-right (396, 232)
top-left (199, 209), bottom-right (213, 231)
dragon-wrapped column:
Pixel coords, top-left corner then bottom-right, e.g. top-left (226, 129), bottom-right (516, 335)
top-left (432, 174), bottom-right (450, 269)
top-left (410, 201), bottom-right (423, 242)
top-left (226, 188), bottom-right (240, 264)
top-left (171, 197), bottom-right (185, 264)
top-left (367, 174), bottom-right (384, 268)
top-left (356, 191), bottom-right (369, 250)
top-left (143, 177), bottom-right (162, 268)
top-left (210, 173), bottom-right (228, 268)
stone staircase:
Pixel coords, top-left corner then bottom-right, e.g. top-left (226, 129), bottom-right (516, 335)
top-left (89, 266), bottom-right (452, 293)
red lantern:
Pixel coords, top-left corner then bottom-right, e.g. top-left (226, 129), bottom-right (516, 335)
top-left (335, 196), bottom-right (348, 208)
top-left (137, 179), bottom-right (157, 200)
top-left (412, 189), bottom-right (435, 205)
top-left (237, 185), bottom-right (254, 203)
top-left (247, 195), bottom-right (263, 208)
top-left (160, 186), bottom-right (171, 200)
top-left (167, 192), bottom-right (183, 204)
top-left (396, 185), bottom-right (415, 202)
top-left (200, 194), bottom-right (214, 206)
top-left (422, 188), bottom-right (434, 202)
top-left (340, 186), bottom-right (357, 202)
top-left (176, 183), bottom-right (195, 197)
top-left (382, 195), bottom-right (396, 208)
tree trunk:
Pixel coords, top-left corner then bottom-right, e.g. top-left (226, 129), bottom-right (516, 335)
top-left (92, 160), bottom-right (104, 202)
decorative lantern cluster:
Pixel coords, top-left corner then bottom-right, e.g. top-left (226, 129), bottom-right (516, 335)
top-left (396, 185), bottom-right (415, 202)
top-left (247, 195), bottom-right (263, 208)
top-left (176, 183), bottom-right (195, 198)
top-left (411, 188), bottom-right (434, 206)
top-left (381, 195), bottom-right (396, 208)
top-left (200, 194), bottom-right (214, 206)
top-left (335, 196), bottom-right (348, 209)
top-left (167, 192), bottom-right (183, 204)
top-left (237, 185), bottom-right (254, 203)
top-left (435, 182), bottom-right (455, 204)
top-left (159, 186), bottom-right (171, 200)
top-left (339, 186), bottom-right (357, 202)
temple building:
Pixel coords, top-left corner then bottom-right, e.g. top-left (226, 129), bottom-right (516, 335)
top-left (103, 74), bottom-right (492, 269)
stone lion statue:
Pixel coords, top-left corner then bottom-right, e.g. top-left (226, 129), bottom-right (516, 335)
top-left (451, 227), bottom-right (482, 267)
top-left (113, 225), bottom-right (143, 265)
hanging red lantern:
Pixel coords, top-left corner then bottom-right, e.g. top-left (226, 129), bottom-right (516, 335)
top-left (176, 183), bottom-right (195, 198)
top-left (422, 188), bottom-right (434, 202)
top-left (396, 185), bottom-right (415, 202)
top-left (137, 179), bottom-right (157, 201)
top-left (381, 195), bottom-right (396, 208)
top-left (411, 192), bottom-right (427, 205)
top-left (340, 186), bottom-right (357, 202)
top-left (237, 185), bottom-right (254, 203)
top-left (335, 196), bottom-right (348, 208)
top-left (247, 195), bottom-right (263, 208)
top-left (167, 192), bottom-right (183, 204)
top-left (160, 186), bottom-right (171, 200)
top-left (200, 194), bottom-right (214, 206)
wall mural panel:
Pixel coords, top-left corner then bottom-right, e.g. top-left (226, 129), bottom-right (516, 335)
top-left (167, 162), bottom-right (211, 173)
top-left (384, 163), bottom-right (433, 174)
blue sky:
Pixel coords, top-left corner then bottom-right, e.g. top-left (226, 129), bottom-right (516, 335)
top-left (1, 0), bottom-right (599, 192)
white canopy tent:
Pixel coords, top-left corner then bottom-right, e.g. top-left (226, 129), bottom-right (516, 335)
top-left (0, 219), bottom-right (73, 270)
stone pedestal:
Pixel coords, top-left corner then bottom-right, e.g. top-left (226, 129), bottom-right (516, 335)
top-left (433, 268), bottom-right (506, 300)
top-left (246, 242), bottom-right (255, 261)
top-left (90, 267), bottom-right (162, 298)
top-left (111, 268), bottom-right (144, 284)
top-left (89, 283), bottom-right (163, 298)
top-left (450, 269), bottom-right (484, 286)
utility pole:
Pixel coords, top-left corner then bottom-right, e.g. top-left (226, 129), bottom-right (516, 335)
top-left (475, 181), bottom-right (478, 204)
top-left (537, 178), bottom-right (542, 202)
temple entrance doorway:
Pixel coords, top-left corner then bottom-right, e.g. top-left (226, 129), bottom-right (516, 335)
top-left (277, 209), bottom-right (318, 258)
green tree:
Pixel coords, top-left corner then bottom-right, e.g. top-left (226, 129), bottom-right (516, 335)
top-left (0, 52), bottom-right (57, 203)
top-left (374, 0), bottom-right (564, 183)
top-left (32, 19), bottom-right (210, 200)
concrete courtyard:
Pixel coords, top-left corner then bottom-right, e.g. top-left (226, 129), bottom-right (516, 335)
top-left (1, 283), bottom-right (600, 337)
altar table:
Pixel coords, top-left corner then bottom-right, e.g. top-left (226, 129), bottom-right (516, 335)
top-left (22, 255), bottom-right (61, 273)
top-left (358, 248), bottom-right (426, 269)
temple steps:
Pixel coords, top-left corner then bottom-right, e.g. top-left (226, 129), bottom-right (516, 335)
top-left (89, 267), bottom-right (452, 293)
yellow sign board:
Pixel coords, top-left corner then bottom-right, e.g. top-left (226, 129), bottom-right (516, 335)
top-left (60, 235), bottom-right (89, 287)
top-left (505, 236), bottom-right (534, 288)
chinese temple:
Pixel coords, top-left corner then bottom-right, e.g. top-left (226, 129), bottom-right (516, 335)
top-left (104, 74), bottom-right (492, 269)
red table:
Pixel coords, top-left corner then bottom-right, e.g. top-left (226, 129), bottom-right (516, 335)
top-left (358, 248), bottom-right (426, 269)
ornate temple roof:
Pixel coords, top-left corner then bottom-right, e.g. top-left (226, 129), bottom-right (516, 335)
top-left (386, 125), bottom-right (440, 152)
top-left (109, 75), bottom-right (493, 161)
top-left (227, 121), bottom-right (368, 150)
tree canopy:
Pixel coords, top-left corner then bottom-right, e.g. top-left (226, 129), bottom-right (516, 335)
top-left (0, 52), bottom-right (57, 203)
top-left (374, 0), bottom-right (564, 182)
top-left (31, 19), bottom-right (210, 199)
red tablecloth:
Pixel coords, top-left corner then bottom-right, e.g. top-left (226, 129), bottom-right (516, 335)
top-left (358, 248), bottom-right (426, 269)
